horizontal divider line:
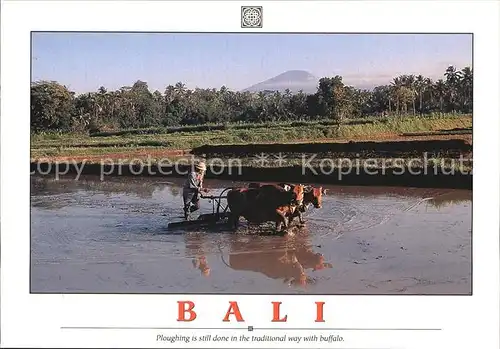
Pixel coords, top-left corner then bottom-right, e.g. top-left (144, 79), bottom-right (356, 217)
top-left (61, 326), bottom-right (442, 331)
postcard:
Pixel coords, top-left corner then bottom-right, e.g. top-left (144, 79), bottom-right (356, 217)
top-left (1, 0), bottom-right (499, 348)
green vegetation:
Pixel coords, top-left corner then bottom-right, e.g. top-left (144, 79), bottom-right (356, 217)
top-left (30, 64), bottom-right (473, 180)
top-left (31, 114), bottom-right (471, 162)
top-left (31, 66), bottom-right (472, 134)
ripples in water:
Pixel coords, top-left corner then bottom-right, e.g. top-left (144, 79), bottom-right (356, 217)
top-left (30, 175), bottom-right (472, 294)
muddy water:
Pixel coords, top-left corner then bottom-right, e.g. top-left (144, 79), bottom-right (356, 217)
top-left (31, 175), bottom-right (471, 294)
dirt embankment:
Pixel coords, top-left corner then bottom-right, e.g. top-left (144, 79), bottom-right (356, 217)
top-left (191, 139), bottom-right (472, 159)
top-left (30, 137), bottom-right (473, 190)
top-left (31, 162), bottom-right (473, 190)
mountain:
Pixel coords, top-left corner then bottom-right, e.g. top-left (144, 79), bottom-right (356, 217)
top-left (242, 70), bottom-right (319, 94)
top-left (242, 70), bottom-right (388, 94)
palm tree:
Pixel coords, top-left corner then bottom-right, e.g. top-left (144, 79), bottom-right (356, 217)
top-left (444, 65), bottom-right (461, 112)
top-left (460, 67), bottom-right (473, 112)
top-left (434, 79), bottom-right (446, 112)
top-left (403, 74), bottom-right (417, 115)
top-left (174, 82), bottom-right (186, 97)
top-left (391, 77), bottom-right (403, 115)
top-left (415, 75), bottom-right (425, 114)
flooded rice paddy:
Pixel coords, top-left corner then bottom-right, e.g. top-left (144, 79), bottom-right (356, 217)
top-left (31, 175), bottom-right (471, 294)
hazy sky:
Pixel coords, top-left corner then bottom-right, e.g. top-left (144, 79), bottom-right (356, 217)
top-left (32, 33), bottom-right (472, 93)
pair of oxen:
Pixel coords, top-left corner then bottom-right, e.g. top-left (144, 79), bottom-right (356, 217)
top-left (226, 182), bottom-right (326, 232)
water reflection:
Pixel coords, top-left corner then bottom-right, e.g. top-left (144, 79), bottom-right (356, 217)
top-left (184, 227), bottom-right (332, 288)
top-left (31, 175), bottom-right (471, 211)
top-left (169, 186), bottom-right (182, 198)
top-left (425, 190), bottom-right (472, 209)
top-left (184, 233), bottom-right (212, 277)
top-left (31, 175), bottom-right (161, 198)
top-left (31, 175), bottom-right (471, 294)
top-left (322, 185), bottom-right (471, 211)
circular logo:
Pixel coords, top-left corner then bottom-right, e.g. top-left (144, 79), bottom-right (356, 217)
top-left (242, 7), bottom-right (262, 27)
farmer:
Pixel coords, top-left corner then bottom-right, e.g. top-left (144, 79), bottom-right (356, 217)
top-left (182, 161), bottom-right (207, 220)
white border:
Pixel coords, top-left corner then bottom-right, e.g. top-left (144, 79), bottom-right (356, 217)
top-left (2, 1), bottom-right (499, 348)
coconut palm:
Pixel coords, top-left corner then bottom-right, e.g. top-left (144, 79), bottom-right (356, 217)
top-left (30, 64), bottom-right (473, 133)
top-left (444, 65), bottom-right (461, 112)
top-left (415, 75), bottom-right (426, 114)
top-left (433, 79), bottom-right (447, 112)
top-left (460, 67), bottom-right (473, 112)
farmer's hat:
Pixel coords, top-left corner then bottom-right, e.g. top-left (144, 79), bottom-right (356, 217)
top-left (195, 161), bottom-right (207, 172)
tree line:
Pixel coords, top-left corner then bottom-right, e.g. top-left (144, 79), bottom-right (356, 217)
top-left (30, 65), bottom-right (472, 133)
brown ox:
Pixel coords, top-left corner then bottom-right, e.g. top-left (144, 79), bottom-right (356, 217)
top-left (288, 185), bottom-right (327, 225)
top-left (227, 184), bottom-right (304, 231)
top-left (248, 182), bottom-right (293, 191)
top-left (248, 183), bottom-right (326, 226)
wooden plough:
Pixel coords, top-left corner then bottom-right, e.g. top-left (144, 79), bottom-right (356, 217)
top-left (167, 188), bottom-right (232, 230)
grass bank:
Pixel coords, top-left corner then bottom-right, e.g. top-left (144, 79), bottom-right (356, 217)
top-left (30, 114), bottom-right (473, 189)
